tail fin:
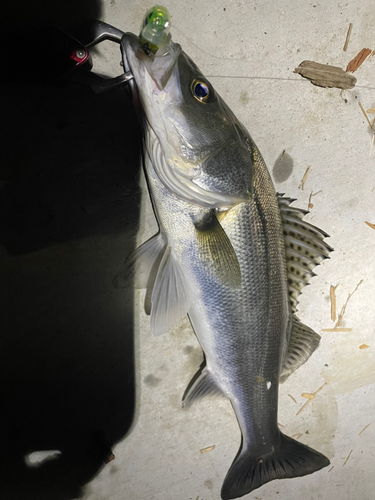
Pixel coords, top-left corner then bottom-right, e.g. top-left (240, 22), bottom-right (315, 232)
top-left (221, 433), bottom-right (329, 500)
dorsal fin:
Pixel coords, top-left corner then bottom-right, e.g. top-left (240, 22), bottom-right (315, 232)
top-left (278, 195), bottom-right (333, 312)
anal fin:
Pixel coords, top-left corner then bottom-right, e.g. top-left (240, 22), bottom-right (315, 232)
top-left (182, 367), bottom-right (223, 408)
top-left (280, 317), bottom-right (321, 383)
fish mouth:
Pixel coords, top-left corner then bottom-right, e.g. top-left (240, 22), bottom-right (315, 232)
top-left (122, 32), bottom-right (180, 91)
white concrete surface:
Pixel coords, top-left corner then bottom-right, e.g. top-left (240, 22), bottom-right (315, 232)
top-left (84, 1), bottom-right (375, 499)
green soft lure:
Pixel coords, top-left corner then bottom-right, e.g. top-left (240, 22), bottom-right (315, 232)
top-left (139, 5), bottom-right (171, 55)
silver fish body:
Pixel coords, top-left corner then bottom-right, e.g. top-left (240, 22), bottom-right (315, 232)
top-left (119, 31), bottom-right (331, 499)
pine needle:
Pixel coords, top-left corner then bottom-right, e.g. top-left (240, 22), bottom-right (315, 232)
top-left (335, 280), bottom-right (363, 328)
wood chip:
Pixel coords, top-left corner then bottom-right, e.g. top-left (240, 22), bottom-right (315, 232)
top-left (358, 102), bottom-right (375, 131)
top-left (200, 445), bottom-right (215, 454)
top-left (288, 394), bottom-right (297, 403)
top-left (342, 450), bottom-right (352, 467)
top-left (294, 60), bottom-right (357, 89)
top-left (296, 383), bottom-right (327, 416)
top-left (328, 466), bottom-right (335, 472)
top-left (330, 284), bottom-right (339, 322)
top-left (343, 23), bottom-right (353, 52)
top-left (346, 48), bottom-right (372, 73)
top-left (302, 392), bottom-right (315, 399)
top-left (335, 280), bottom-right (363, 328)
top-left (321, 328), bottom-right (352, 332)
top-left (299, 166), bottom-right (311, 190)
top-left (365, 221), bottom-right (375, 230)
top-left (359, 344), bottom-right (369, 350)
top-left (358, 423), bottom-right (371, 435)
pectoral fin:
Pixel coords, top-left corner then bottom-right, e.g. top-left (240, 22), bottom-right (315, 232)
top-left (113, 232), bottom-right (167, 289)
top-left (195, 211), bottom-right (241, 288)
top-left (150, 246), bottom-right (191, 336)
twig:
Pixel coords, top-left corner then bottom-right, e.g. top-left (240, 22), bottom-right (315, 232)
top-left (307, 189), bottom-right (322, 210)
top-left (365, 221), bottom-right (375, 230)
top-left (328, 466), bottom-right (335, 472)
top-left (321, 328), bottom-right (352, 332)
top-left (358, 102), bottom-right (375, 131)
top-left (278, 422), bottom-right (285, 428)
top-left (335, 280), bottom-right (363, 328)
top-left (358, 423), bottom-right (371, 435)
top-left (343, 23), bottom-right (353, 52)
top-left (296, 383), bottom-right (327, 416)
top-left (330, 284), bottom-right (339, 321)
top-left (342, 450), bottom-right (352, 467)
top-left (291, 433), bottom-right (302, 439)
top-left (288, 394), bottom-right (297, 403)
top-left (200, 445), bottom-right (215, 454)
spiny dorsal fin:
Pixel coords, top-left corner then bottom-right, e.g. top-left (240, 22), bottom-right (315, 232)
top-left (280, 317), bottom-right (321, 383)
top-left (278, 195), bottom-right (333, 312)
top-left (194, 211), bottom-right (241, 288)
top-left (182, 367), bottom-right (223, 408)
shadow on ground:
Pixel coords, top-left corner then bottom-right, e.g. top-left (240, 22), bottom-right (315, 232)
top-left (0, 2), bottom-right (141, 497)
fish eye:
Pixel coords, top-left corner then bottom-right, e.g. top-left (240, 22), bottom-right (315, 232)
top-left (191, 79), bottom-right (210, 103)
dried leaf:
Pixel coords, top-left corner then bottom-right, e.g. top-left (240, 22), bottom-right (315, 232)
top-left (299, 166), bottom-right (311, 190)
top-left (359, 344), bottom-right (369, 350)
top-left (200, 445), bottom-right (215, 454)
top-left (343, 23), bottom-right (353, 52)
top-left (294, 60), bottom-right (357, 89)
top-left (346, 48), bottom-right (372, 73)
top-left (358, 423), bottom-right (371, 435)
top-left (365, 221), bottom-right (375, 230)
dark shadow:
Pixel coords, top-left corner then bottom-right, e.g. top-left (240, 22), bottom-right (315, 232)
top-left (0, 3), bottom-right (141, 496)
top-left (272, 150), bottom-right (294, 184)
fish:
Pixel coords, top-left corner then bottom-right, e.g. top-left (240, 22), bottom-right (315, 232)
top-left (117, 24), bottom-right (331, 500)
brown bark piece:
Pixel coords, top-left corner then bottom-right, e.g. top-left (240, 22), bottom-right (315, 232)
top-left (346, 48), bottom-right (372, 73)
top-left (294, 61), bottom-right (357, 89)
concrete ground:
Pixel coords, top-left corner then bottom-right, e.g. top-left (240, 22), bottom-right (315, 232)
top-left (2, 1), bottom-right (375, 499)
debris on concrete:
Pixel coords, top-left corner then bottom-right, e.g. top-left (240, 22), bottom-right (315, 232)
top-left (294, 60), bottom-right (357, 89)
